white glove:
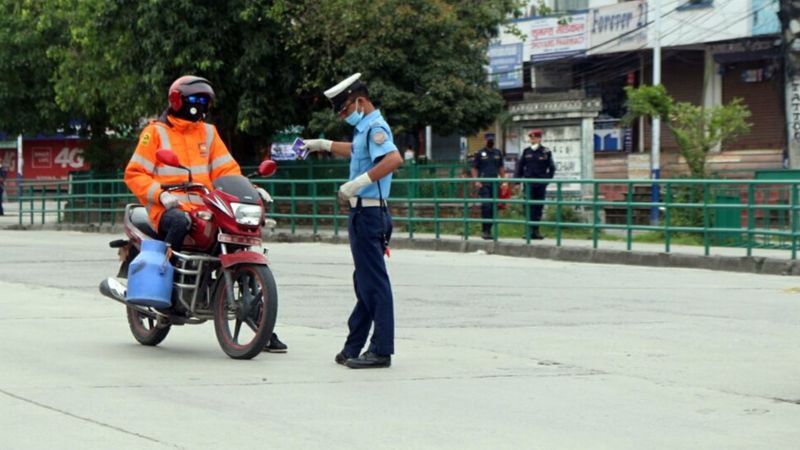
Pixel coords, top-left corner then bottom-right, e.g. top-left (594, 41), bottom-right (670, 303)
top-left (255, 187), bottom-right (272, 204)
top-left (301, 139), bottom-right (332, 153)
top-left (159, 191), bottom-right (179, 210)
top-left (338, 173), bottom-right (373, 201)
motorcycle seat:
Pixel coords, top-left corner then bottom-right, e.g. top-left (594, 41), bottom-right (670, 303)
top-left (129, 206), bottom-right (158, 239)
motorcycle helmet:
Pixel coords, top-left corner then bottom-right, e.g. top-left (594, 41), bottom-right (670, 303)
top-left (168, 75), bottom-right (215, 122)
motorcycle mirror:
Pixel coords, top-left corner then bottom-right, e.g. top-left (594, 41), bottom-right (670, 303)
top-left (258, 159), bottom-right (277, 178)
top-left (155, 149), bottom-right (181, 167)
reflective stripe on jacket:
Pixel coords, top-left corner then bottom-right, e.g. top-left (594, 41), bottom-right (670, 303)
top-left (124, 115), bottom-right (241, 230)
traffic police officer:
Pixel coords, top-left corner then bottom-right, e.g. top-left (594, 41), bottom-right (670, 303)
top-left (471, 133), bottom-right (506, 239)
top-left (301, 73), bottom-right (403, 369)
top-left (514, 129), bottom-right (556, 239)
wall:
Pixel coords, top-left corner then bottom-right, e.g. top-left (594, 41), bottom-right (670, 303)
top-left (722, 60), bottom-right (785, 150)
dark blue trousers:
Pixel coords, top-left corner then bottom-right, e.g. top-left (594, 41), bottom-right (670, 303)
top-left (344, 204), bottom-right (394, 357)
top-left (526, 183), bottom-right (547, 232)
top-left (479, 183), bottom-right (496, 234)
top-left (157, 208), bottom-right (191, 252)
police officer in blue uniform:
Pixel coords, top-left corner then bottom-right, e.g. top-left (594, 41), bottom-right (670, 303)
top-left (515, 129), bottom-right (555, 239)
top-left (471, 133), bottom-right (506, 239)
top-left (301, 73), bottom-right (403, 369)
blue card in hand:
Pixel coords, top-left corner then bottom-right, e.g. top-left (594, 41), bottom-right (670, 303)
top-left (292, 138), bottom-right (308, 160)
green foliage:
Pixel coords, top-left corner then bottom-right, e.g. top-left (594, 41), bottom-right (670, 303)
top-left (278, 0), bottom-right (523, 141)
top-left (0, 1), bottom-right (73, 135)
top-left (624, 85), bottom-right (752, 179)
top-left (0, 0), bottom-right (521, 169)
top-left (622, 85), bottom-right (672, 124)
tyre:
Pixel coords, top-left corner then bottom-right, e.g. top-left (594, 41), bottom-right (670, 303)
top-left (126, 306), bottom-right (170, 346)
top-left (212, 264), bottom-right (277, 360)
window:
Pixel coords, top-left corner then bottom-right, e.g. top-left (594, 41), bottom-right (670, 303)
top-left (553, 0), bottom-right (588, 13)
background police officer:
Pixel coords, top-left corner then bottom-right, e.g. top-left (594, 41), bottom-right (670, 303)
top-left (471, 133), bottom-right (505, 239)
top-left (514, 129), bottom-right (556, 240)
top-left (301, 73), bottom-right (403, 369)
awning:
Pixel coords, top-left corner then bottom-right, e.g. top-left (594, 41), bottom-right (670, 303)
top-left (713, 48), bottom-right (781, 64)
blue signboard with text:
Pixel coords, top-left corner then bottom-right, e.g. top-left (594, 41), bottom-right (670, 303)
top-left (488, 43), bottom-right (523, 89)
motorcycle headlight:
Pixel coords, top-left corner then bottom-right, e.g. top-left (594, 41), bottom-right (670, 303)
top-left (231, 202), bottom-right (262, 226)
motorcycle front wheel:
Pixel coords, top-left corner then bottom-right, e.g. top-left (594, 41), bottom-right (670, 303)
top-left (212, 264), bottom-right (278, 360)
top-left (126, 307), bottom-right (171, 346)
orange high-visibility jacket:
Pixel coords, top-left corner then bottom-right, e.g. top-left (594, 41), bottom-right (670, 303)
top-left (124, 115), bottom-right (242, 230)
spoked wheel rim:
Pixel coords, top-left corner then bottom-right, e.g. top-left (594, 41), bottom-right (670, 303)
top-left (126, 306), bottom-right (170, 346)
top-left (131, 310), bottom-right (159, 335)
top-left (216, 267), bottom-right (269, 350)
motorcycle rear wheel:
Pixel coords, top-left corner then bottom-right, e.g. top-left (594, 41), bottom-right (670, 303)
top-left (126, 307), bottom-right (171, 346)
top-left (212, 264), bottom-right (278, 360)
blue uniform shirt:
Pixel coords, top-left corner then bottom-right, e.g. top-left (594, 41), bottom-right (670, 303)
top-left (350, 109), bottom-right (397, 199)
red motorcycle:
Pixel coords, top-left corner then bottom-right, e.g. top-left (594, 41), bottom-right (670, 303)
top-left (99, 149), bottom-right (279, 360)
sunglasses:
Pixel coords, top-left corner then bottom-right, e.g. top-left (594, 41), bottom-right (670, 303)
top-left (186, 95), bottom-right (209, 105)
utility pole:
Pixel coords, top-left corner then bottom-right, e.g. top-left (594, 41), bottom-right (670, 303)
top-left (651, 0), bottom-right (662, 224)
top-left (780, 0), bottom-right (800, 167)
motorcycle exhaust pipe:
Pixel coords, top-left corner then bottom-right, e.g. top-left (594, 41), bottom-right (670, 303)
top-left (99, 277), bottom-right (127, 304)
top-left (98, 278), bottom-right (167, 321)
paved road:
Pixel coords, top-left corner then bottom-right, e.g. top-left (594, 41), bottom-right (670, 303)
top-left (1, 230), bottom-right (799, 449)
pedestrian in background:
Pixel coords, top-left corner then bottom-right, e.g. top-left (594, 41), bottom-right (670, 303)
top-left (515, 129), bottom-right (555, 240)
top-left (301, 73), bottom-right (403, 369)
top-left (0, 162), bottom-right (7, 216)
top-left (404, 145), bottom-right (415, 162)
top-left (471, 132), bottom-right (505, 240)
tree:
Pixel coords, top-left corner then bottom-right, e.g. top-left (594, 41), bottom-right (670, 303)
top-left (623, 84), bottom-right (752, 178)
top-left (0, 1), bottom-right (73, 136)
top-left (276, 0), bottom-right (524, 144)
top-left (46, 0), bottom-right (299, 169)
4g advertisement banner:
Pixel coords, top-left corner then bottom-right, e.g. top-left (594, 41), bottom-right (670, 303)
top-left (0, 139), bottom-right (90, 180)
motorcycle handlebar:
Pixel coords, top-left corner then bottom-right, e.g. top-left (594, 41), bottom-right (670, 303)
top-left (161, 183), bottom-right (209, 194)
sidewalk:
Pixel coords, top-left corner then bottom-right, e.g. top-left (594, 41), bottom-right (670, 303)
top-left (265, 227), bottom-right (800, 276)
top-left (3, 206), bottom-right (798, 276)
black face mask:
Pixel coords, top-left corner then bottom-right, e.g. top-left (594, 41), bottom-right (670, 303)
top-left (173, 95), bottom-right (210, 122)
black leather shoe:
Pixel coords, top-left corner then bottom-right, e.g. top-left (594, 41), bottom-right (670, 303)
top-left (335, 351), bottom-right (348, 365)
top-left (532, 233), bottom-right (544, 240)
top-left (481, 232), bottom-right (492, 240)
top-left (263, 333), bottom-right (288, 353)
top-left (345, 351), bottom-right (391, 369)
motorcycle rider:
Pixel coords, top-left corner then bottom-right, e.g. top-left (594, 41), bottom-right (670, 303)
top-left (124, 75), bottom-right (287, 353)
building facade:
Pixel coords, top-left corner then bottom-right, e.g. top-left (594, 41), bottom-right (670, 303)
top-left (484, 0), bottom-right (787, 195)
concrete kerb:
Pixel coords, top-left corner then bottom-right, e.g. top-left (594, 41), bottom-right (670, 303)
top-left (6, 222), bottom-right (797, 276)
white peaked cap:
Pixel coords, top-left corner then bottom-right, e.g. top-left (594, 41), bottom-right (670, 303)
top-left (324, 73), bottom-right (362, 99)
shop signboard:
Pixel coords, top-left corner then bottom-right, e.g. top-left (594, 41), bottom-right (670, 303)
top-left (587, 0), bottom-right (648, 55)
top-left (488, 43), bottom-right (523, 89)
top-left (505, 14), bottom-right (588, 63)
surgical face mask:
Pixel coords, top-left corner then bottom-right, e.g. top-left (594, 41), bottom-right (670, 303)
top-left (344, 98), bottom-right (363, 126)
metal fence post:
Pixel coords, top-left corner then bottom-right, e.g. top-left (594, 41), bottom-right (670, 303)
top-left (792, 183), bottom-right (798, 260)
top-left (592, 181), bottom-right (599, 249)
top-left (747, 183), bottom-right (755, 257)
top-left (665, 183), bottom-right (672, 253)
top-left (433, 181), bottom-right (440, 239)
top-left (703, 182), bottom-right (710, 256)
top-left (290, 183), bottom-right (296, 234)
top-left (626, 181), bottom-right (633, 251)
top-left (556, 181), bottom-right (563, 246)
top-left (463, 180), bottom-right (469, 240)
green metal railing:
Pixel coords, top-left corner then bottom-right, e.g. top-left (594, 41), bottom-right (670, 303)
top-left (14, 177), bottom-right (800, 258)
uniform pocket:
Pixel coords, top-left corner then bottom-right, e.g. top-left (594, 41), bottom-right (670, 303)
top-left (355, 208), bottom-right (385, 239)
